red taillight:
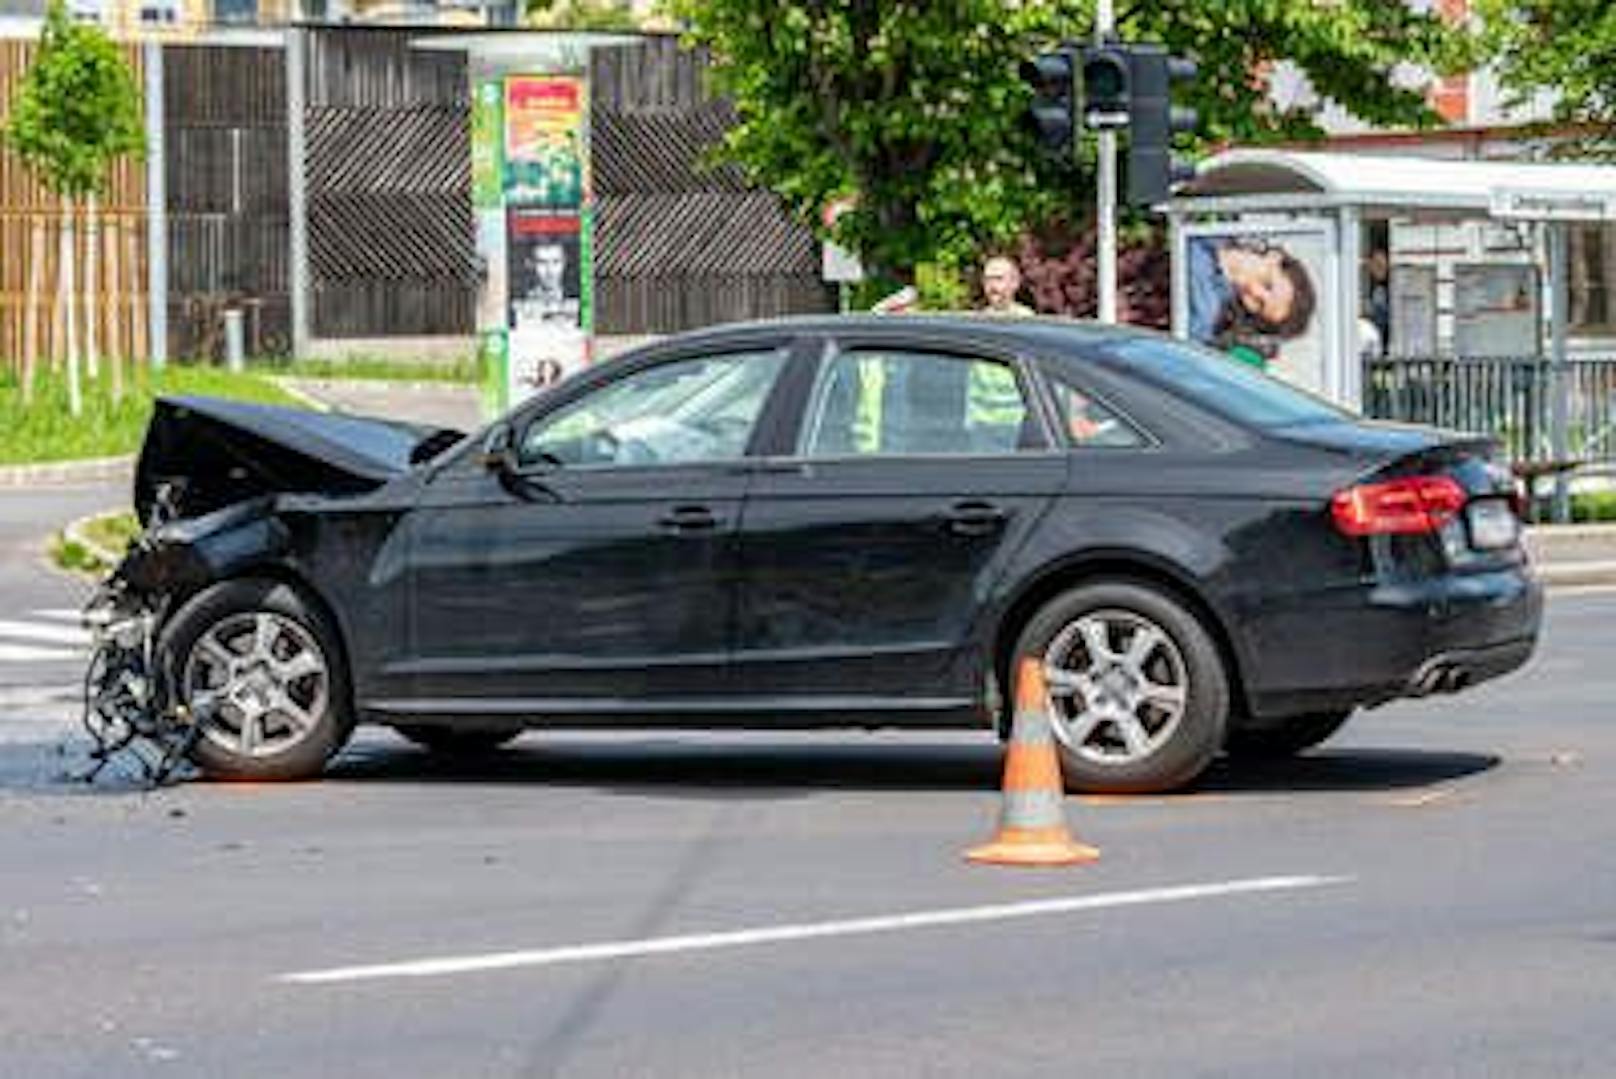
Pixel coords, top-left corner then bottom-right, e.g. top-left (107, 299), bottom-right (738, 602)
top-left (1331, 475), bottom-right (1467, 536)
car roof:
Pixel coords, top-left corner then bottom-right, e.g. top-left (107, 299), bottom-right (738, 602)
top-left (655, 313), bottom-right (1171, 357)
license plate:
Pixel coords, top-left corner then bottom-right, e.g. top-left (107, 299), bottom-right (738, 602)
top-left (1466, 499), bottom-right (1519, 550)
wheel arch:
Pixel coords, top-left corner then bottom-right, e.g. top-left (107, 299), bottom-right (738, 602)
top-left (988, 552), bottom-right (1250, 738)
top-left (162, 562), bottom-right (356, 720)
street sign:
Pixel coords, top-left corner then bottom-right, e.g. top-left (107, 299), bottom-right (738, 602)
top-left (1489, 188), bottom-right (1616, 222)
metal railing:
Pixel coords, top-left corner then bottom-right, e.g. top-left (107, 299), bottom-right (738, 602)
top-left (1363, 355), bottom-right (1616, 465)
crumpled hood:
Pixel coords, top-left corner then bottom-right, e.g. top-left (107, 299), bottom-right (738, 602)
top-left (135, 395), bottom-right (463, 523)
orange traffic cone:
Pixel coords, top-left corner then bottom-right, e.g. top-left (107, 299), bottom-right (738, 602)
top-left (966, 656), bottom-right (1100, 866)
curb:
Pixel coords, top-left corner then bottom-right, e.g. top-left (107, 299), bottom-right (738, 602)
top-left (264, 377), bottom-right (334, 413)
top-left (275, 376), bottom-right (478, 397)
top-left (1535, 560), bottom-right (1616, 588)
top-left (61, 509), bottom-right (125, 569)
top-left (0, 455), bottom-right (134, 489)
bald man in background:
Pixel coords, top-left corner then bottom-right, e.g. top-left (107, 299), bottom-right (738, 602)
top-left (980, 256), bottom-right (1034, 317)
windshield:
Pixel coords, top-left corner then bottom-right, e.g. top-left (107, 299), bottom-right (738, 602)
top-left (1095, 337), bottom-right (1351, 429)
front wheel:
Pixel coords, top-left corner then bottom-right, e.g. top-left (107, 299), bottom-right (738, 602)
top-left (160, 578), bottom-right (352, 781)
top-left (1013, 581), bottom-right (1229, 794)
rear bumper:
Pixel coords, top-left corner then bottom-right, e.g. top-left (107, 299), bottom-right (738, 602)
top-left (1243, 566), bottom-right (1543, 719)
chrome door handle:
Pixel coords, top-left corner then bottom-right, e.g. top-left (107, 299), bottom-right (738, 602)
top-left (944, 501), bottom-right (1008, 536)
top-left (658, 505), bottom-right (719, 532)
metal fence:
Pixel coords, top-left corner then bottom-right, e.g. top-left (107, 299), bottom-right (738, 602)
top-left (1364, 356), bottom-right (1616, 465)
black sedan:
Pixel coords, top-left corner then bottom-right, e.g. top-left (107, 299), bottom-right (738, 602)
top-left (101, 316), bottom-right (1541, 792)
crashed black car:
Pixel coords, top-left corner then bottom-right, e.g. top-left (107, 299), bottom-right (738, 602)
top-left (90, 317), bottom-right (1542, 792)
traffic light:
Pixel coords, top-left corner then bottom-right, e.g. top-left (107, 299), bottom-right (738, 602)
top-left (1020, 47), bottom-right (1078, 156)
top-left (1125, 45), bottom-right (1199, 207)
top-left (1081, 44), bottom-right (1131, 130)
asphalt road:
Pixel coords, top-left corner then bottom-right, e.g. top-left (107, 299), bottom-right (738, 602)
top-left (3, 482), bottom-right (1615, 1078)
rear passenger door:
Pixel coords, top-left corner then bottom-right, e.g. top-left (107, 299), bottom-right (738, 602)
top-left (733, 339), bottom-right (1068, 707)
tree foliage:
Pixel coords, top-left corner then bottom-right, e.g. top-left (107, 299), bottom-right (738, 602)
top-left (1478, 0), bottom-right (1616, 157)
top-left (1, 0), bottom-right (144, 198)
top-left (668, 0), bottom-right (1473, 283)
top-left (525, 0), bottom-right (644, 31)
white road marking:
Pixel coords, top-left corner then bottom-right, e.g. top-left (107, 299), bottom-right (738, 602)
top-left (280, 874), bottom-right (1350, 985)
top-left (0, 618), bottom-right (90, 647)
top-left (31, 608), bottom-right (88, 624)
top-left (0, 642), bottom-right (80, 663)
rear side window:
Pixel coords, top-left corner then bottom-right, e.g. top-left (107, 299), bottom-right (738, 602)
top-left (1046, 371), bottom-right (1147, 448)
top-left (800, 349), bottom-right (1042, 457)
top-left (1097, 337), bottom-right (1350, 429)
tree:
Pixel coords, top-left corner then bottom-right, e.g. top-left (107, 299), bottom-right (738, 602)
top-left (526, 0), bottom-right (644, 31)
top-left (1, 0), bottom-right (144, 412)
top-left (1477, 0), bottom-right (1616, 158)
top-left (667, 0), bottom-right (1473, 289)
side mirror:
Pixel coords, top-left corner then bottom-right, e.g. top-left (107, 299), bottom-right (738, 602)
top-left (480, 423), bottom-right (518, 475)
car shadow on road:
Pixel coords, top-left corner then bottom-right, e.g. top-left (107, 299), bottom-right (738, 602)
top-left (321, 736), bottom-right (1501, 800)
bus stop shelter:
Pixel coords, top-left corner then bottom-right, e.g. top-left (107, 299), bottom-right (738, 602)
top-left (1166, 149), bottom-right (1616, 517)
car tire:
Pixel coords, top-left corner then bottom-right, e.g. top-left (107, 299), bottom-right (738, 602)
top-left (393, 724), bottom-right (522, 754)
top-left (1013, 580), bottom-right (1229, 794)
top-left (159, 578), bottom-right (352, 782)
top-left (1224, 711), bottom-right (1352, 758)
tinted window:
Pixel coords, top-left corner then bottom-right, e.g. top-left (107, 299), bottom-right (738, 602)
top-left (519, 350), bottom-right (787, 468)
top-left (800, 350), bottom-right (1038, 457)
top-left (1097, 337), bottom-right (1350, 428)
top-left (1046, 371), bottom-right (1147, 448)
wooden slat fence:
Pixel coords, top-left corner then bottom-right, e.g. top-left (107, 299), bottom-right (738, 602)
top-left (1, 38), bottom-right (149, 375)
top-left (305, 27), bottom-right (475, 338)
top-left (589, 38), bottom-right (833, 335)
top-left (163, 43), bottom-right (290, 358)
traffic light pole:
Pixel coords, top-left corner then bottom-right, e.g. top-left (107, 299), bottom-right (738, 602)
top-left (1095, 0), bottom-right (1117, 324)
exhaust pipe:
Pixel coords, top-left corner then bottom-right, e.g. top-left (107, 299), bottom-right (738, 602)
top-left (1413, 664), bottom-right (1448, 696)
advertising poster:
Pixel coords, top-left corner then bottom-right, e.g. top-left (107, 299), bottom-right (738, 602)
top-left (471, 80), bottom-right (505, 211)
top-left (503, 76), bottom-right (585, 209)
top-left (1454, 263), bottom-right (1539, 357)
top-left (508, 210), bottom-right (582, 330)
top-left (1185, 223), bottom-right (1335, 395)
top-left (506, 208), bottom-right (587, 397)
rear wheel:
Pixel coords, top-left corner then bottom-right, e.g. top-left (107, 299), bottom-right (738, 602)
top-left (1013, 581), bottom-right (1229, 794)
top-left (160, 578), bottom-right (352, 781)
top-left (1225, 711), bottom-right (1352, 758)
top-left (393, 724), bottom-right (522, 754)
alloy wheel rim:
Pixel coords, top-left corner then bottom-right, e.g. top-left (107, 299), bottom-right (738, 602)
top-left (1042, 608), bottom-right (1189, 767)
top-left (182, 611), bottom-right (329, 759)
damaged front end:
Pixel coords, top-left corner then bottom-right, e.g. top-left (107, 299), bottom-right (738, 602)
top-left (78, 395), bottom-right (459, 785)
top-left (78, 494), bottom-right (293, 784)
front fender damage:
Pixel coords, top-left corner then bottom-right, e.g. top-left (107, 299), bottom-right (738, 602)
top-left (79, 497), bottom-right (292, 785)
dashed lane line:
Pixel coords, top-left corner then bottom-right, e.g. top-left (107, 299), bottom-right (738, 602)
top-left (279, 874), bottom-right (1352, 985)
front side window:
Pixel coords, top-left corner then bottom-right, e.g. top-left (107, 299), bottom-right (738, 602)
top-left (519, 349), bottom-right (788, 468)
top-left (800, 349), bottom-right (1038, 457)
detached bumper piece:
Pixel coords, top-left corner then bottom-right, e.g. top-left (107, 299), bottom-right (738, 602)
top-left (77, 595), bottom-right (198, 788)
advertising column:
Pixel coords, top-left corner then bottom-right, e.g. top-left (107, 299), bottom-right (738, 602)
top-left (474, 72), bottom-right (594, 416)
top-left (502, 75), bottom-right (592, 408)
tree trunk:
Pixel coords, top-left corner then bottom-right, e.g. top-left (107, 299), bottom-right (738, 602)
top-left (22, 217), bottom-right (45, 406)
top-left (106, 212), bottom-right (124, 403)
top-left (84, 193), bottom-right (101, 381)
top-left (59, 197), bottom-right (82, 418)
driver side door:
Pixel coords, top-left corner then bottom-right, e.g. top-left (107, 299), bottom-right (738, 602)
top-left (394, 345), bottom-right (792, 714)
